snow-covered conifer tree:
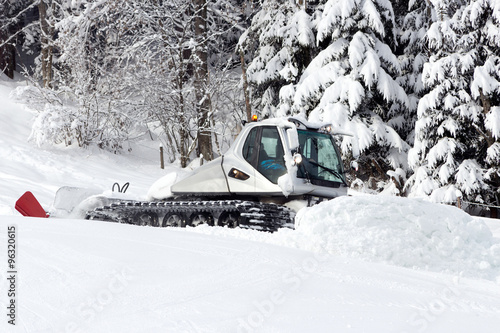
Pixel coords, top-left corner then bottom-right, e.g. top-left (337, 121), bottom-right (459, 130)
top-left (239, 0), bottom-right (319, 118)
top-left (387, 0), bottom-right (435, 193)
top-left (398, 0), bottom-right (434, 142)
top-left (280, 0), bottom-right (410, 191)
top-left (463, 0), bottom-right (500, 210)
top-left (408, 0), bottom-right (500, 210)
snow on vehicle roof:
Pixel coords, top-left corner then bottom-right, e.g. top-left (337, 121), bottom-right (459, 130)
top-left (252, 115), bottom-right (354, 136)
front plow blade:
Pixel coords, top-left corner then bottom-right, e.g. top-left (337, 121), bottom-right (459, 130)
top-left (15, 191), bottom-right (49, 218)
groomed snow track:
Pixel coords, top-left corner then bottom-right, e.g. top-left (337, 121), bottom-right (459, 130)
top-left (85, 200), bottom-right (295, 232)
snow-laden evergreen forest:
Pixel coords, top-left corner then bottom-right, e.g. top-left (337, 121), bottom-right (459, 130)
top-left (1, 0), bottom-right (499, 213)
top-left (2, 68), bottom-right (500, 333)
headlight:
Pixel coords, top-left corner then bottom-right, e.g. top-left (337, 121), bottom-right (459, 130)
top-left (228, 168), bottom-right (250, 180)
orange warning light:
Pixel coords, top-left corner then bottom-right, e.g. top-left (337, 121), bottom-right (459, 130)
top-left (251, 115), bottom-right (258, 122)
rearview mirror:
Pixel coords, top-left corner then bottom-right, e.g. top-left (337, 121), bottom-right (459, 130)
top-left (350, 161), bottom-right (359, 172)
top-left (293, 153), bottom-right (303, 166)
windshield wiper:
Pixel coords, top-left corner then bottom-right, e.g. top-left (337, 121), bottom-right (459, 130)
top-left (307, 160), bottom-right (348, 186)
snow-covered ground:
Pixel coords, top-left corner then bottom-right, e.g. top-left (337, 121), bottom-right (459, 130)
top-left (1, 75), bottom-right (500, 333)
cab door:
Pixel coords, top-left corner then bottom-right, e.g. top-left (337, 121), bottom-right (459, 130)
top-left (225, 125), bottom-right (287, 195)
top-left (253, 126), bottom-right (287, 184)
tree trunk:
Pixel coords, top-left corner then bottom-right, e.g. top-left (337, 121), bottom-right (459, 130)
top-left (39, 0), bottom-right (54, 88)
top-left (178, 78), bottom-right (189, 168)
top-left (479, 89), bottom-right (494, 146)
top-left (478, 89), bottom-right (500, 214)
top-left (0, 30), bottom-right (16, 79)
top-left (239, 49), bottom-right (252, 122)
top-left (0, 3), bottom-right (16, 80)
top-left (193, 0), bottom-right (213, 161)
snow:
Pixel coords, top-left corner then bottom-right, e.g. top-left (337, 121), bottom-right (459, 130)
top-left (362, 0), bottom-right (385, 37)
top-left (471, 59), bottom-right (500, 100)
top-left (1, 76), bottom-right (500, 332)
top-left (487, 142), bottom-right (500, 164)
top-left (455, 160), bottom-right (485, 196)
top-left (317, 0), bottom-right (357, 43)
top-left (295, 195), bottom-right (500, 280)
top-left (288, 10), bottom-right (315, 47)
top-left (485, 106), bottom-right (500, 140)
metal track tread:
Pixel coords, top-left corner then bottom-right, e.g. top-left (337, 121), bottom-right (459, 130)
top-left (85, 200), bottom-right (295, 232)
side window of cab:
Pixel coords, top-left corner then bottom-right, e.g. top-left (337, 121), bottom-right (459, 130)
top-left (242, 127), bottom-right (258, 165)
top-left (242, 126), bottom-right (286, 184)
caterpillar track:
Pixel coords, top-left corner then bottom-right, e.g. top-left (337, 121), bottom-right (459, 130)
top-left (85, 200), bottom-right (295, 232)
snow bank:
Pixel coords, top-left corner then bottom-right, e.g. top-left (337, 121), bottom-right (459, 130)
top-left (295, 195), bottom-right (500, 280)
top-left (146, 172), bottom-right (179, 200)
top-left (192, 195), bottom-right (500, 281)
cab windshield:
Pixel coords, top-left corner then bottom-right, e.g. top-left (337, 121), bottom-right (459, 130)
top-left (297, 129), bottom-right (345, 186)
